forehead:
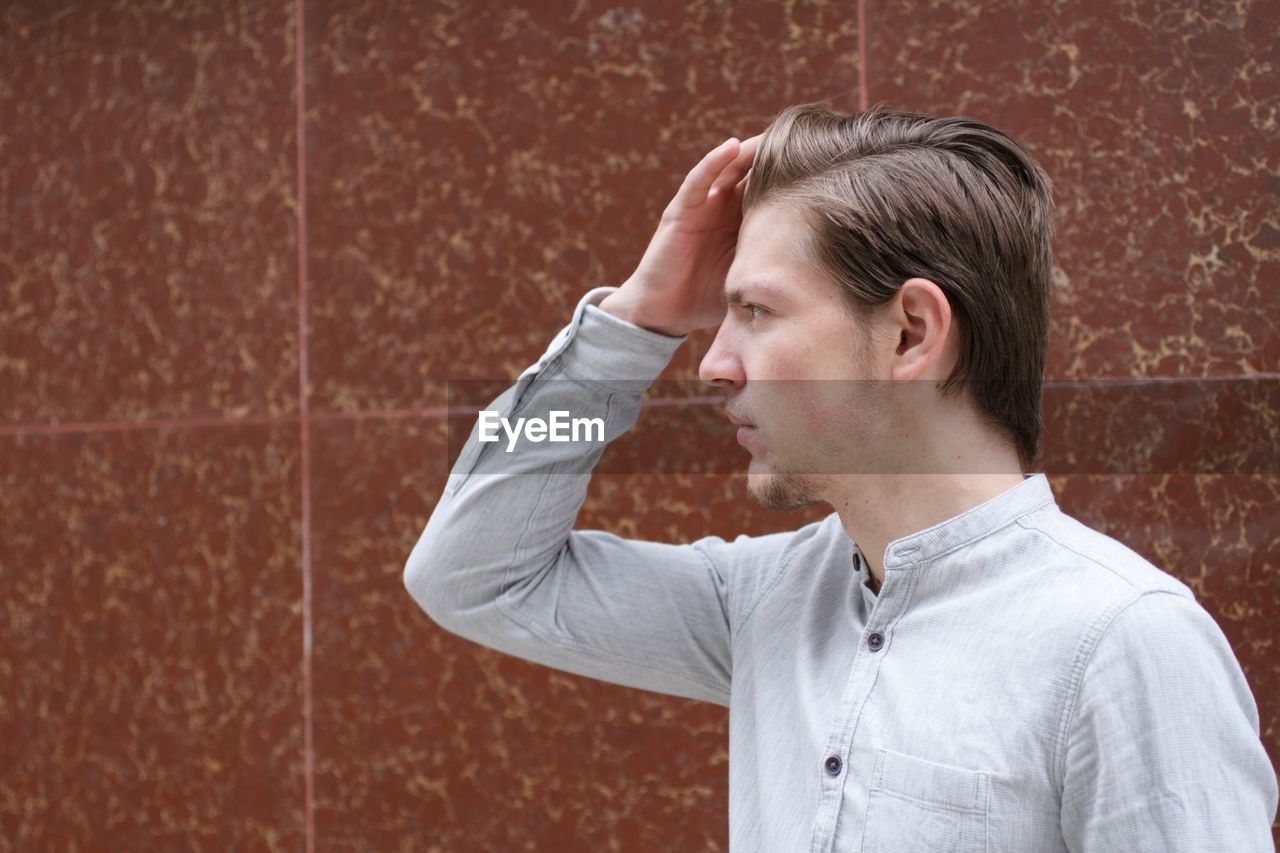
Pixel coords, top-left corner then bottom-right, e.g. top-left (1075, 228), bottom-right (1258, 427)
top-left (736, 204), bottom-right (810, 264)
top-left (725, 204), bottom-right (830, 300)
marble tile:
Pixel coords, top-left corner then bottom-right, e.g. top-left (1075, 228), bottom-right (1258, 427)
top-left (309, 415), bottom-right (455, 848)
top-left (311, 414), bottom-right (824, 848)
top-left (0, 425), bottom-right (304, 848)
top-left (0, 2), bottom-right (300, 426)
top-left (304, 0), bottom-right (859, 413)
top-left (1038, 377), bottom-right (1278, 475)
top-left (867, 0), bottom-right (1279, 378)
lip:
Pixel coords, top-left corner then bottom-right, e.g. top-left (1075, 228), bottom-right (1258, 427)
top-left (725, 406), bottom-right (757, 445)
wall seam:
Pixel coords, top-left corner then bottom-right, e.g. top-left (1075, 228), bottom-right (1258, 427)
top-left (858, 0), bottom-right (867, 111)
top-left (294, 0), bottom-right (316, 849)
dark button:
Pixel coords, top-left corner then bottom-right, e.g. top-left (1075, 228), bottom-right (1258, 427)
top-left (824, 755), bottom-right (843, 776)
top-left (867, 631), bottom-right (884, 651)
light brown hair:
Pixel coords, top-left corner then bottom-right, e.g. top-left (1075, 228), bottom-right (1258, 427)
top-left (743, 100), bottom-right (1056, 469)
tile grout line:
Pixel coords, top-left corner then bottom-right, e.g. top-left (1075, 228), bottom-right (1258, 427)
top-left (858, 0), bottom-right (867, 111)
top-left (295, 0), bottom-right (316, 848)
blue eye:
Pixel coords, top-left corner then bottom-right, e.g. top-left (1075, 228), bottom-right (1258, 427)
top-left (746, 304), bottom-right (766, 320)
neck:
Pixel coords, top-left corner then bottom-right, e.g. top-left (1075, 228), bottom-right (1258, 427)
top-left (831, 467), bottom-right (1026, 588)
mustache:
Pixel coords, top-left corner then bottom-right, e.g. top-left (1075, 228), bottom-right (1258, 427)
top-left (723, 403), bottom-right (756, 426)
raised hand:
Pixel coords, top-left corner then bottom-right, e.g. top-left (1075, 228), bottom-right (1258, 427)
top-left (599, 134), bottom-right (762, 337)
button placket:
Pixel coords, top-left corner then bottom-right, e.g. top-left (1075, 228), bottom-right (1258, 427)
top-left (811, 551), bottom-right (909, 848)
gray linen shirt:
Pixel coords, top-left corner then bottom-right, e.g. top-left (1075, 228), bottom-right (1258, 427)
top-left (404, 286), bottom-right (1278, 851)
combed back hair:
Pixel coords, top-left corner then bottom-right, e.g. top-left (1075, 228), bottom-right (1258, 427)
top-left (742, 99), bottom-right (1056, 469)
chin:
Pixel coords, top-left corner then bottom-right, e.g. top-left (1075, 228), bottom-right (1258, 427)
top-left (746, 466), bottom-right (821, 512)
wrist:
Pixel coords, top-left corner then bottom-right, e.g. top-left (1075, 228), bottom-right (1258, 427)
top-left (598, 289), bottom-right (686, 338)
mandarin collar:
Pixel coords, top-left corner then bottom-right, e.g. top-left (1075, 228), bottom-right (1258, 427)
top-left (871, 473), bottom-right (1057, 570)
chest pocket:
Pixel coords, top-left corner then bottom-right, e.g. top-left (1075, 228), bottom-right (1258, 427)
top-left (859, 747), bottom-right (990, 853)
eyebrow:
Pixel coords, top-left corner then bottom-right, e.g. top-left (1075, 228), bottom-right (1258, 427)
top-left (722, 279), bottom-right (787, 307)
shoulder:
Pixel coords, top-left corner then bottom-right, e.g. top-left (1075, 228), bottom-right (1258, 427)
top-left (1029, 509), bottom-right (1265, 780)
top-left (1014, 504), bottom-right (1194, 601)
top-left (1007, 506), bottom-right (1239, 709)
top-left (1012, 505), bottom-right (1228, 658)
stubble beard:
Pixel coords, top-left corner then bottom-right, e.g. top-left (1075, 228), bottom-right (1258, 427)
top-left (749, 469), bottom-right (822, 512)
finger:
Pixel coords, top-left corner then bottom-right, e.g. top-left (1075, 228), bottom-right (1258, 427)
top-left (678, 137), bottom-right (741, 205)
top-left (712, 134), bottom-right (761, 187)
top-left (709, 139), bottom-right (760, 198)
top-left (731, 172), bottom-right (750, 208)
top-left (727, 134), bottom-right (761, 171)
top-left (731, 134), bottom-right (762, 168)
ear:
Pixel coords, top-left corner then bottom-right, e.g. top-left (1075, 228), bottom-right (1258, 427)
top-left (890, 278), bottom-right (953, 382)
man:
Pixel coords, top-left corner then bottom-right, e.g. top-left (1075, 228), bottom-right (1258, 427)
top-left (404, 101), bottom-right (1277, 850)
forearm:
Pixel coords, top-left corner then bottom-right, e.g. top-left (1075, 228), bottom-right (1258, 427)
top-left (403, 286), bottom-right (686, 636)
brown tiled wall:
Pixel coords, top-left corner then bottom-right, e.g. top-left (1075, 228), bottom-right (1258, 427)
top-left (1, 0), bottom-right (1274, 849)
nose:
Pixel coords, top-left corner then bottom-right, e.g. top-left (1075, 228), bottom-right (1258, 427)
top-left (699, 322), bottom-right (745, 389)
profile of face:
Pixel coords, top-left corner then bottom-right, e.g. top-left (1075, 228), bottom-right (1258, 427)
top-left (698, 203), bottom-right (900, 511)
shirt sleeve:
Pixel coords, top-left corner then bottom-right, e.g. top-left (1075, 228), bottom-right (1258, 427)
top-left (402, 286), bottom-right (795, 707)
top-left (1059, 589), bottom-right (1279, 850)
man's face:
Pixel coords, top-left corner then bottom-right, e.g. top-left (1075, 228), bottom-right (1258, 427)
top-left (699, 204), bottom-right (891, 510)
